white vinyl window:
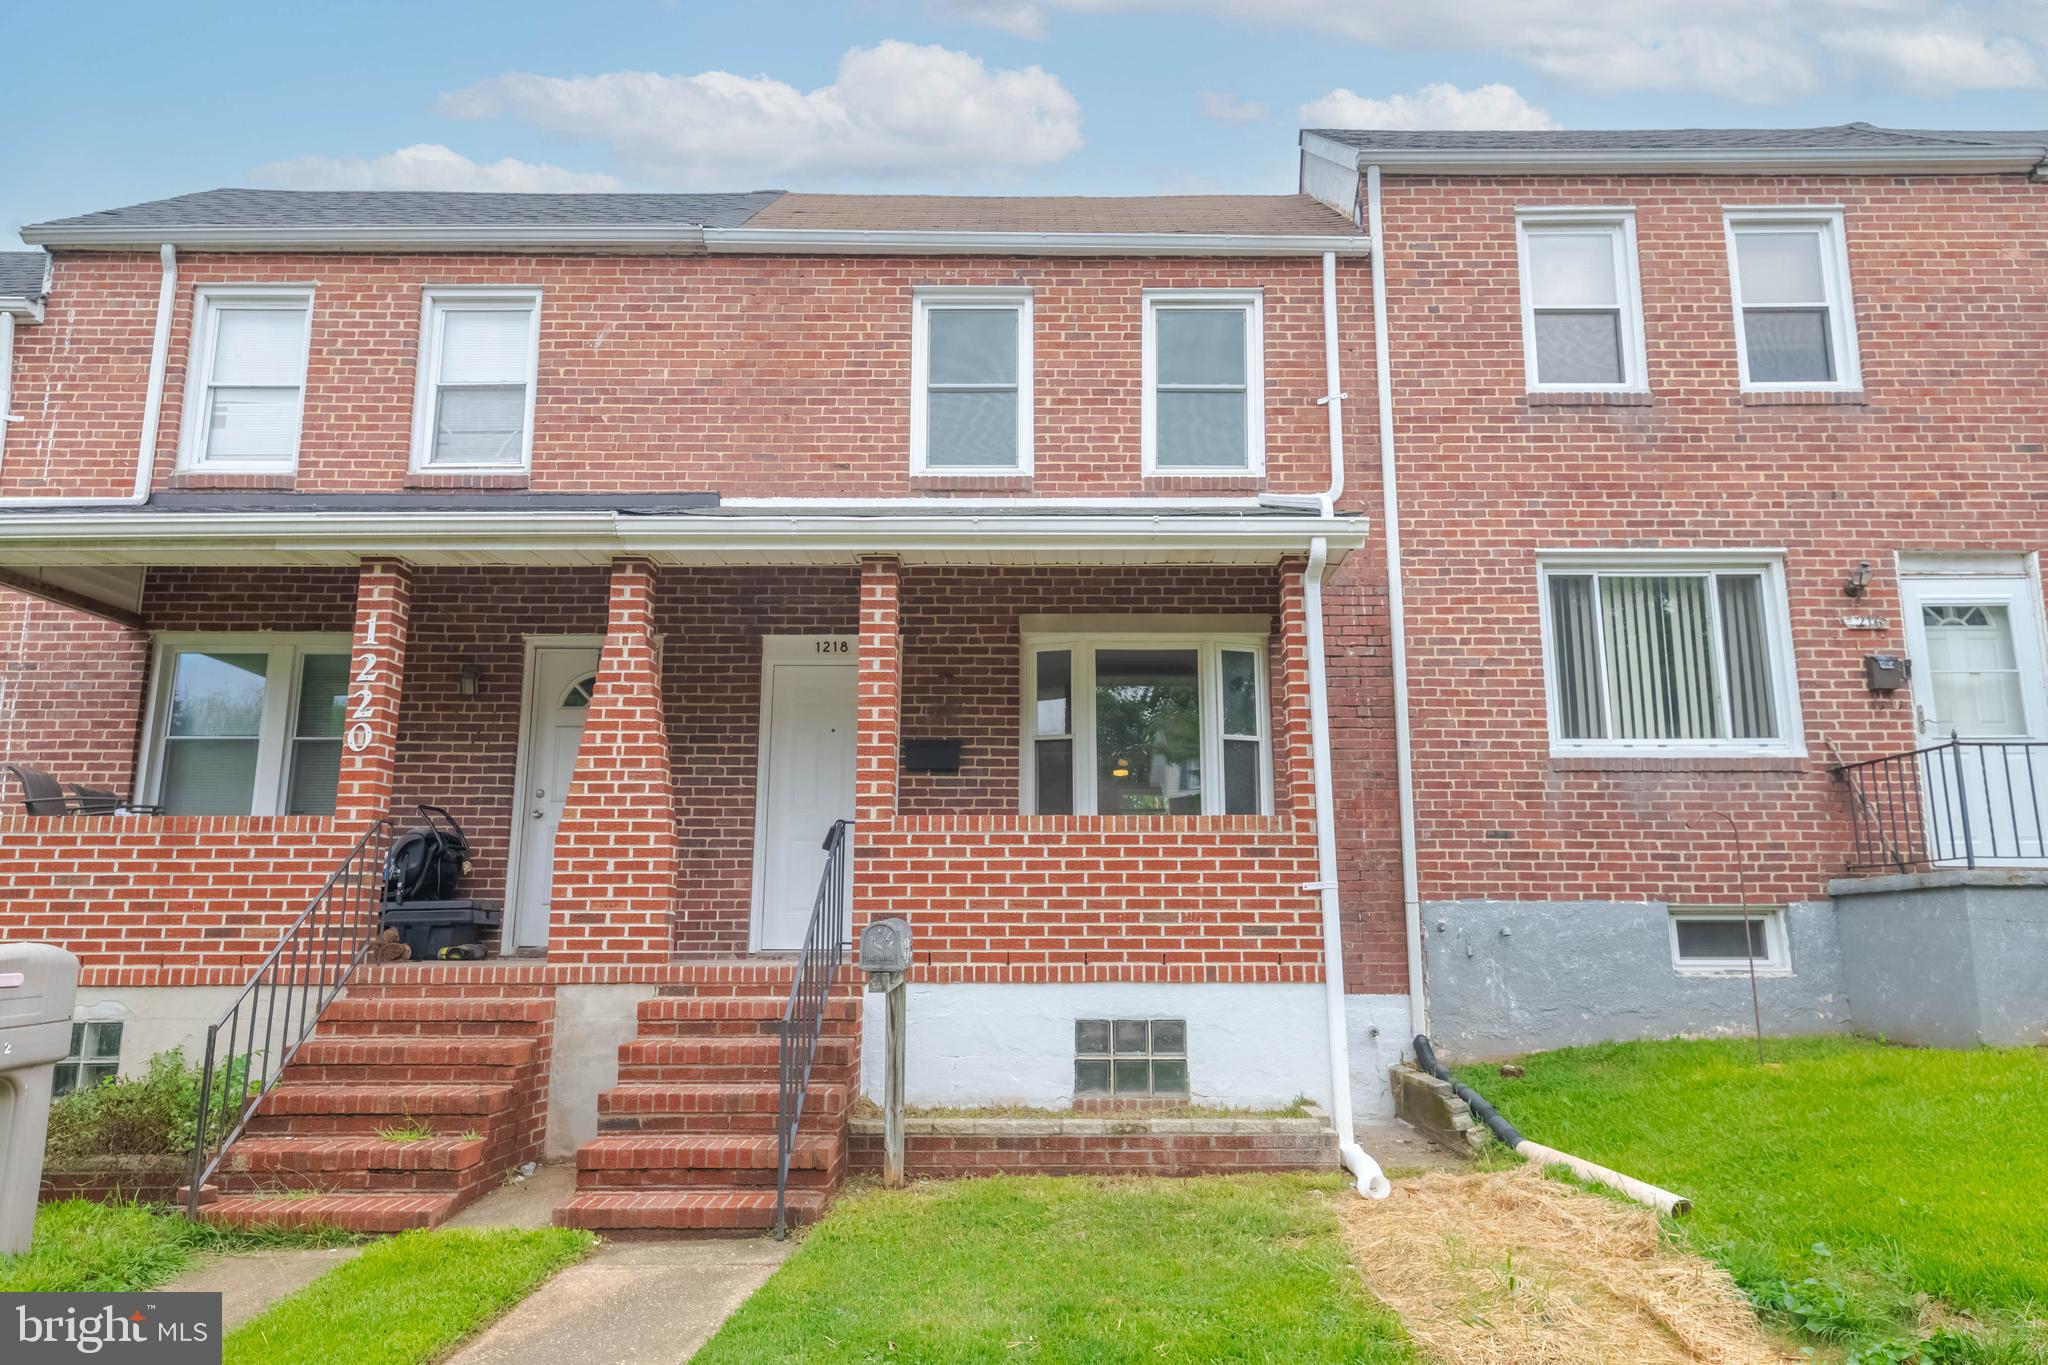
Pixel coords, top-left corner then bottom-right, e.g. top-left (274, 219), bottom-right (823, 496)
top-left (177, 287), bottom-right (314, 472)
top-left (142, 636), bottom-right (351, 816)
top-left (1669, 907), bottom-right (1789, 974)
top-left (1023, 623), bottom-right (1270, 816)
top-left (1723, 211), bottom-right (1860, 391)
top-left (911, 288), bottom-right (1033, 473)
top-left (410, 288), bottom-right (541, 470)
top-left (1516, 213), bottom-right (1646, 391)
top-left (1539, 556), bottom-right (1802, 756)
top-left (1142, 290), bottom-right (1264, 475)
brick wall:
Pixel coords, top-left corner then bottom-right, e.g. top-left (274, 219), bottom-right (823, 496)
top-left (1374, 170), bottom-right (2048, 904)
top-left (0, 589), bottom-right (149, 792)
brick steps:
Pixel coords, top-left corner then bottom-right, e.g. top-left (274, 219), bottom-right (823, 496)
top-left (214, 1135), bottom-right (488, 1193)
top-left (202, 1191), bottom-right (459, 1233)
top-left (573, 1134), bottom-right (841, 1190)
top-left (596, 1081), bottom-right (850, 1135)
top-left (616, 1035), bottom-right (858, 1083)
top-left (554, 1188), bottom-right (829, 1235)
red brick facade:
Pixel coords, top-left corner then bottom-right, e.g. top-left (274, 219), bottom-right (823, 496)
top-left (0, 591), bottom-right (148, 791)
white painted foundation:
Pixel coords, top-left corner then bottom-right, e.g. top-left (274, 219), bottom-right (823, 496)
top-left (69, 987), bottom-right (246, 1078)
top-left (1344, 994), bottom-right (1413, 1118)
top-left (860, 982), bottom-right (1334, 1111)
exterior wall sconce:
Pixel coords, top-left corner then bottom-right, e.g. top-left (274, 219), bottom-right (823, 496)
top-left (1843, 561), bottom-right (1873, 598)
top-left (457, 662), bottom-right (481, 697)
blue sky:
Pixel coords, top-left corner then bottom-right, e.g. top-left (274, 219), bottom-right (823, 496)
top-left (9, 0), bottom-right (2046, 245)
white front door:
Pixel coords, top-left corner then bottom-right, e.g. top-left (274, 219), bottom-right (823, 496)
top-left (1901, 576), bottom-right (2048, 863)
top-left (511, 644), bottom-right (603, 950)
top-left (753, 640), bottom-right (857, 951)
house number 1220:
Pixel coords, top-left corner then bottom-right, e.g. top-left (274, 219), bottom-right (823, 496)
top-left (346, 612), bottom-right (381, 752)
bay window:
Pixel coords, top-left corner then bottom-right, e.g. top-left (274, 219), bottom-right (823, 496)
top-left (1540, 557), bottom-right (1801, 755)
top-left (144, 636), bottom-right (352, 815)
top-left (1024, 622), bottom-right (1270, 816)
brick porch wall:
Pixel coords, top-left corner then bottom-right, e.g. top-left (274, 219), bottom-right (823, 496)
top-left (0, 589), bottom-right (150, 792)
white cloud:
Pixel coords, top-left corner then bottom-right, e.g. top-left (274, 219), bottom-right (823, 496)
top-left (1030, 0), bottom-right (2045, 101)
top-left (249, 143), bottom-right (620, 193)
top-left (1299, 82), bottom-right (1557, 131)
top-left (931, 0), bottom-right (1047, 38)
top-left (1825, 27), bottom-right (2041, 93)
top-left (1197, 90), bottom-right (1267, 123)
top-left (437, 41), bottom-right (1082, 183)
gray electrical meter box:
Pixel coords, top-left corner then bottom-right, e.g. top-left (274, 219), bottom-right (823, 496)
top-left (0, 941), bottom-right (81, 1255)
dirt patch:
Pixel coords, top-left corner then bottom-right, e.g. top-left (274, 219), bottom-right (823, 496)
top-left (1337, 1168), bottom-right (1795, 1365)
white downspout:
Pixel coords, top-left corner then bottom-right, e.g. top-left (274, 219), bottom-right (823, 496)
top-left (1307, 535), bottom-right (1390, 1200)
top-left (0, 311), bottom-right (16, 481)
top-left (0, 242), bottom-right (172, 508)
top-left (1366, 164), bottom-right (1429, 1040)
top-left (1258, 250), bottom-right (1348, 515)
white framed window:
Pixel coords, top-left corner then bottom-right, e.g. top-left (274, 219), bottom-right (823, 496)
top-left (410, 288), bottom-right (542, 470)
top-left (910, 287), bottom-right (1033, 474)
top-left (1142, 289), bottom-right (1264, 476)
top-left (1515, 211), bottom-right (1647, 392)
top-left (1022, 617), bottom-right (1271, 817)
top-left (140, 635), bottom-right (352, 816)
top-left (176, 287), bottom-right (315, 472)
top-left (1669, 907), bottom-right (1789, 974)
top-left (1723, 210), bottom-right (1860, 391)
top-left (1538, 554), bottom-right (1803, 757)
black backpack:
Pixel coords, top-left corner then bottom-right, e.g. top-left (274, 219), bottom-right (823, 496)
top-left (383, 805), bottom-right (473, 904)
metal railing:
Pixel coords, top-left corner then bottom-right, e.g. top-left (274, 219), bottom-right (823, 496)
top-left (1833, 733), bottom-right (2048, 872)
top-left (186, 818), bottom-right (394, 1218)
top-left (773, 818), bottom-right (851, 1238)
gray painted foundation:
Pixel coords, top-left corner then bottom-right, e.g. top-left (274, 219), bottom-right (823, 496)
top-left (1830, 869), bottom-right (2048, 1047)
top-left (1422, 899), bottom-right (1851, 1058)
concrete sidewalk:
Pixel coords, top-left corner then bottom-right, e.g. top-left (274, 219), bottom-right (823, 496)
top-left (162, 1247), bottom-right (357, 1331)
top-left (447, 1239), bottom-right (792, 1364)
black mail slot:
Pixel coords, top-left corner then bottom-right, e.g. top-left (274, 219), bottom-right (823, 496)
top-left (902, 740), bottom-right (964, 773)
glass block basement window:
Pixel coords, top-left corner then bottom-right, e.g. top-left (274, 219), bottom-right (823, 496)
top-left (53, 1021), bottom-right (122, 1097)
top-left (1075, 1019), bottom-right (1188, 1097)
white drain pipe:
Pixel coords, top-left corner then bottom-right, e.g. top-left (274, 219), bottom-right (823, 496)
top-left (1306, 535), bottom-right (1391, 1200)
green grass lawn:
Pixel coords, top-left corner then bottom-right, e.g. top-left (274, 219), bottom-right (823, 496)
top-left (224, 1227), bottom-right (593, 1365)
top-left (1457, 1035), bottom-right (2048, 1361)
top-left (694, 1174), bottom-right (1412, 1364)
top-left (0, 1200), bottom-right (358, 1294)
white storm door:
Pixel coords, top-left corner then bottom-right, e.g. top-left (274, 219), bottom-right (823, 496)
top-left (754, 644), bottom-right (857, 952)
top-left (512, 645), bottom-right (603, 949)
top-left (1901, 577), bottom-right (2048, 864)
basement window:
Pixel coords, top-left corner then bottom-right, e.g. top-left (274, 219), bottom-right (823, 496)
top-left (1075, 1019), bottom-right (1188, 1098)
top-left (53, 1020), bottom-right (122, 1098)
top-left (1669, 908), bottom-right (1789, 974)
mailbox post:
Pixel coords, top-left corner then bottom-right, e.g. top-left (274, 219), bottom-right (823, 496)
top-left (0, 942), bottom-right (81, 1255)
top-left (858, 918), bottom-right (912, 1188)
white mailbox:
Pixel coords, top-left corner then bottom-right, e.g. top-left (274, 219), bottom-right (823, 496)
top-left (0, 941), bottom-right (81, 1255)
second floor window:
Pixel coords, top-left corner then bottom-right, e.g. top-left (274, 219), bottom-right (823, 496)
top-left (178, 288), bottom-right (313, 472)
top-left (1143, 290), bottom-right (1264, 476)
top-left (1516, 213), bottom-right (1645, 391)
top-left (412, 289), bottom-right (541, 470)
top-left (911, 288), bottom-right (1032, 474)
top-left (1724, 211), bottom-right (1860, 391)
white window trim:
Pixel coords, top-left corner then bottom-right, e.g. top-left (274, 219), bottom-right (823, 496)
top-left (1141, 288), bottom-right (1265, 477)
top-left (1722, 208), bottom-right (1861, 393)
top-left (1668, 906), bottom-right (1792, 976)
top-left (175, 285), bottom-right (316, 474)
top-left (1514, 209), bottom-right (1648, 394)
top-left (1535, 551), bottom-right (1806, 758)
top-left (408, 286), bottom-right (543, 473)
top-left (139, 632), bottom-right (353, 816)
top-left (909, 286), bottom-right (1034, 475)
top-left (1018, 620), bottom-right (1273, 817)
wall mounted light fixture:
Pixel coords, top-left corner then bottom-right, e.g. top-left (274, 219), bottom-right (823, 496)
top-left (457, 662), bottom-right (481, 697)
top-left (1843, 561), bottom-right (1873, 599)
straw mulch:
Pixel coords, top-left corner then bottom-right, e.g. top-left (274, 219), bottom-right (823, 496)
top-left (1336, 1168), bottom-right (1797, 1365)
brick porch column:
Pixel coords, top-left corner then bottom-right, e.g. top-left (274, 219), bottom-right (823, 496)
top-left (1276, 557), bottom-right (1320, 824)
top-left (550, 559), bottom-right (676, 965)
top-left (334, 558), bottom-right (411, 826)
top-left (855, 557), bottom-right (903, 826)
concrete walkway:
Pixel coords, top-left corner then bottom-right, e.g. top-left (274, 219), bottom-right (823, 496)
top-left (162, 1247), bottom-right (357, 1331)
top-left (1356, 1119), bottom-right (1471, 1175)
top-left (446, 1239), bottom-right (792, 1365)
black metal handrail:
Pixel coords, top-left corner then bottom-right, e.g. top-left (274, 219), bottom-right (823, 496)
top-left (773, 818), bottom-right (851, 1238)
top-left (1833, 733), bottom-right (2048, 872)
top-left (186, 818), bottom-right (394, 1218)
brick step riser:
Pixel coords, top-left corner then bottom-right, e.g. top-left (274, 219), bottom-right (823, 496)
top-left (651, 983), bottom-right (862, 999)
top-left (615, 1062), bottom-right (861, 1085)
top-left (318, 1020), bottom-right (548, 1039)
top-left (574, 1165), bottom-right (841, 1192)
top-left (213, 1168), bottom-right (491, 1196)
top-left (636, 1000), bottom-right (860, 1024)
top-left (287, 1064), bottom-right (531, 1085)
top-left (201, 1200), bottom-right (457, 1234)
top-left (554, 1193), bottom-right (828, 1235)
top-left (596, 1112), bottom-right (847, 1136)
top-left (630, 1019), bottom-right (862, 1040)
top-left (246, 1115), bottom-right (504, 1137)
top-left (619, 1039), bottom-right (857, 1066)
top-left (346, 985), bottom-right (553, 1000)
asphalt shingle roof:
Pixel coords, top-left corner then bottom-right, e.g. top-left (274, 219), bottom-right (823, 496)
top-left (746, 193), bottom-right (1360, 235)
top-left (0, 252), bottom-right (49, 300)
top-left (1308, 122), bottom-right (2048, 154)
top-left (28, 188), bottom-right (787, 232)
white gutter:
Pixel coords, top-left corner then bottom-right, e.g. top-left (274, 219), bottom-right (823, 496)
top-left (1366, 165), bottom-right (1428, 1041)
top-left (0, 243), bottom-right (172, 510)
top-left (1300, 129), bottom-right (2048, 178)
top-left (23, 223), bottom-right (1373, 258)
top-left (1305, 535), bottom-right (1390, 1201)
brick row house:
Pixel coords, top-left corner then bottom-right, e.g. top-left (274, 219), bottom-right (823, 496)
top-left (4, 123), bottom-right (2046, 1229)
